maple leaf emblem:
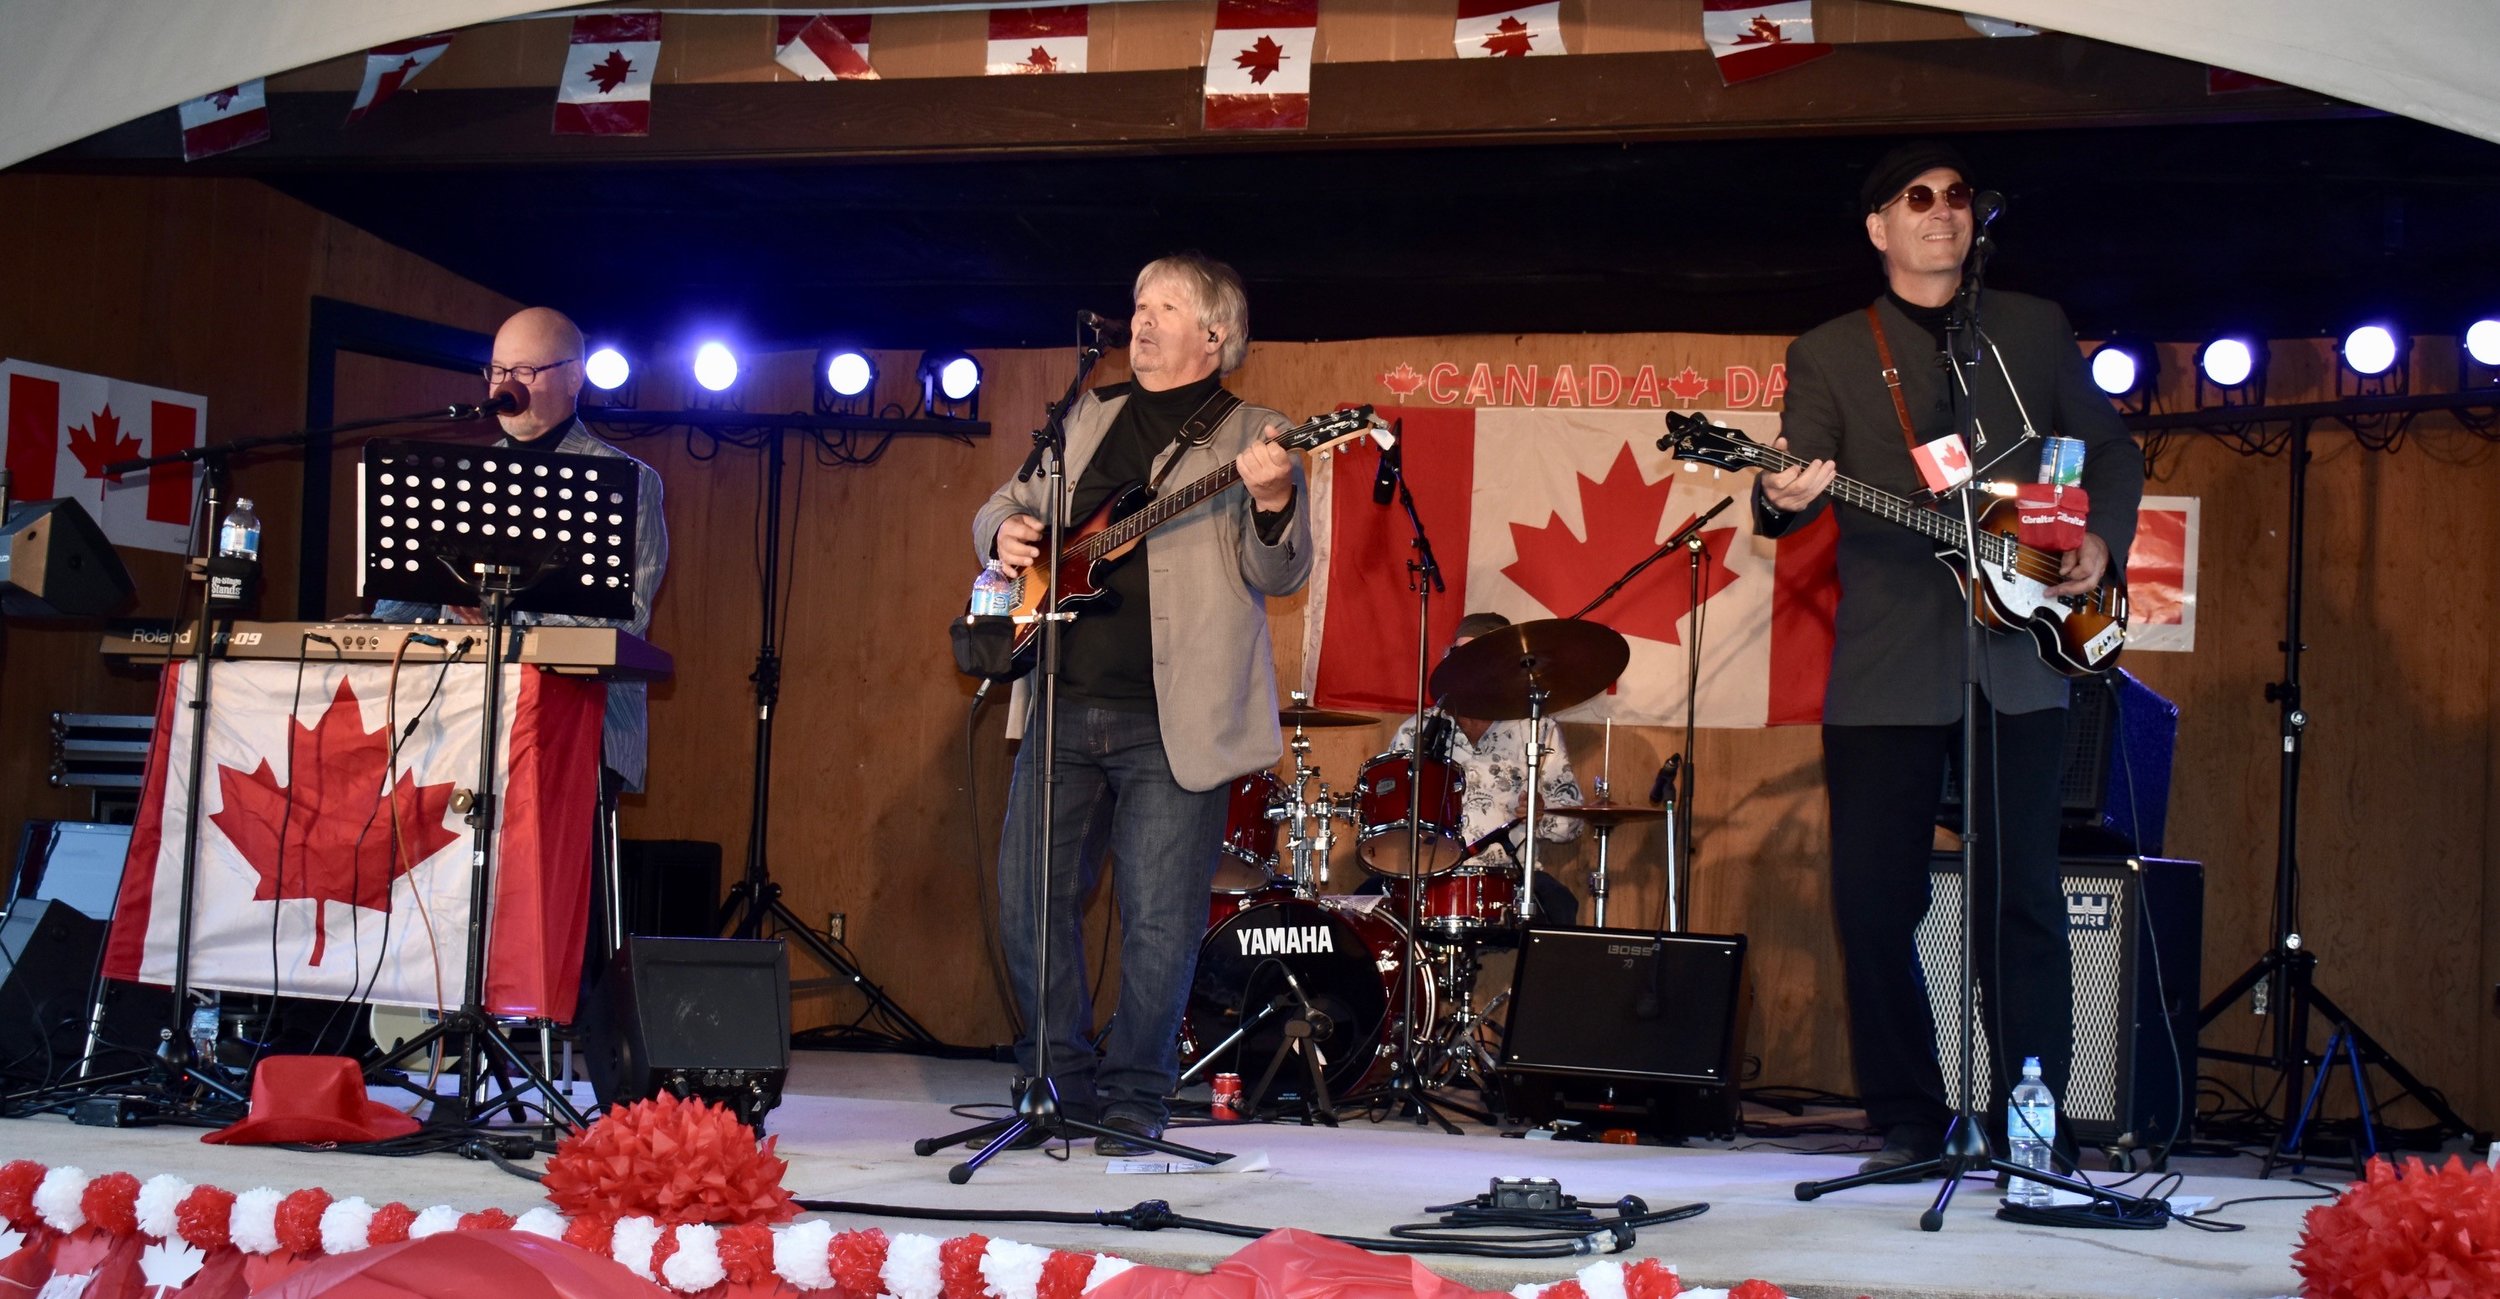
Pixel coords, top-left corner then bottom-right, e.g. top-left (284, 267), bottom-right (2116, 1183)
top-left (1665, 367), bottom-right (1713, 402)
top-left (1736, 15), bottom-right (1787, 45)
top-left (208, 87), bottom-right (241, 110)
top-left (1501, 444), bottom-right (1742, 644)
top-left (1021, 45), bottom-right (1059, 73)
top-left (210, 678), bottom-right (462, 966)
top-left (1379, 363), bottom-right (1426, 396)
top-left (140, 1241), bottom-right (207, 1293)
top-left (1483, 15), bottom-right (1536, 57)
top-left (1235, 34), bottom-right (1287, 85)
top-left (68, 404), bottom-right (142, 480)
top-left (585, 48), bottom-right (636, 94)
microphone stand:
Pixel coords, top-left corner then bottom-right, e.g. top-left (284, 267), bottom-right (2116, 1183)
top-left (916, 322), bottom-right (1231, 1179)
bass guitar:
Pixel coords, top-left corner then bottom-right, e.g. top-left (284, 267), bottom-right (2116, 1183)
top-left (1661, 411), bottom-right (2127, 677)
top-left (1000, 405), bottom-right (1390, 668)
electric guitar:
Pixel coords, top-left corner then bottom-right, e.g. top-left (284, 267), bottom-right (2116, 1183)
top-left (1661, 411), bottom-right (2128, 677)
top-left (999, 405), bottom-right (1391, 669)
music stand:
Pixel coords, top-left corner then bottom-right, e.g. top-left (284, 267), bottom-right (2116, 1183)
top-left (356, 438), bottom-right (637, 1132)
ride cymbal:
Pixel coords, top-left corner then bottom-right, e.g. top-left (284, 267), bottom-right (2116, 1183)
top-left (1428, 618), bottom-right (1630, 719)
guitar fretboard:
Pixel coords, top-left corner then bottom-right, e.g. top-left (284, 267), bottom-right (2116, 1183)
top-left (1739, 442), bottom-right (2028, 574)
top-left (1078, 414), bottom-right (1349, 559)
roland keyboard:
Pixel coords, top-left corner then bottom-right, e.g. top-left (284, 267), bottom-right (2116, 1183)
top-left (100, 621), bottom-right (671, 680)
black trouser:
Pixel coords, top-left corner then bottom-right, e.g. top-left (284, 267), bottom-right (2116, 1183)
top-left (1825, 703), bottom-right (2071, 1140)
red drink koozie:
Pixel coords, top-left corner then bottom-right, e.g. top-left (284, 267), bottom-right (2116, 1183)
top-left (2015, 483), bottom-right (2090, 552)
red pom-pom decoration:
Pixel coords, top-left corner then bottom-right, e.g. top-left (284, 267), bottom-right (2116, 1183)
top-left (562, 1214), bottom-right (615, 1257)
top-left (458, 1208), bottom-right (517, 1232)
top-left (828, 1227), bottom-right (891, 1299)
top-left (1542, 1282), bottom-right (1589, 1299)
top-left (80, 1172), bottom-right (143, 1238)
top-left (718, 1222), bottom-right (776, 1285)
top-left (1728, 1282), bottom-right (1787, 1299)
top-left (542, 1092), bottom-right (797, 1228)
top-left (2295, 1155), bottom-right (2500, 1299)
top-left (369, 1203), bottom-right (416, 1245)
top-left (274, 1188), bottom-right (333, 1256)
top-left (939, 1233), bottom-right (991, 1299)
top-left (175, 1186), bottom-right (237, 1252)
top-left (1624, 1257), bottom-right (1684, 1299)
top-left (0, 1162), bottom-right (45, 1229)
top-left (1038, 1250), bottom-right (1096, 1299)
top-left (648, 1223), bottom-right (681, 1280)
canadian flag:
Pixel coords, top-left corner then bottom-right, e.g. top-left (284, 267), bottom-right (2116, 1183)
top-left (347, 34), bottom-right (454, 125)
top-left (1205, 0), bottom-right (1319, 131)
top-left (1307, 407), bottom-right (1840, 728)
top-left (554, 12), bottom-right (663, 137)
top-left (175, 80), bottom-right (269, 162)
top-left (1455, 0), bottom-right (1564, 58)
top-left (1701, 0), bottom-right (1832, 85)
top-left (1, 359), bottom-right (202, 553)
top-left (105, 661), bottom-right (603, 1020)
top-left (986, 6), bottom-right (1089, 75)
top-left (1908, 432), bottom-right (1973, 493)
top-left (775, 13), bottom-right (877, 80)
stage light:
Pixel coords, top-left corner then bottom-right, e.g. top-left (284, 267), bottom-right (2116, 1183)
top-left (2086, 335), bottom-right (2157, 415)
top-left (2198, 338), bottom-right (2256, 389)
top-left (2340, 324), bottom-right (2400, 377)
top-left (692, 342), bottom-right (740, 393)
top-left (585, 347), bottom-right (632, 391)
top-left (2463, 319), bottom-right (2500, 368)
top-left (2090, 346), bottom-right (2138, 397)
top-left (918, 351), bottom-right (982, 417)
top-left (823, 350), bottom-right (874, 398)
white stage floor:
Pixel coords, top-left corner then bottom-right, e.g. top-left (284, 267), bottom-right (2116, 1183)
top-left (0, 1051), bottom-right (2320, 1299)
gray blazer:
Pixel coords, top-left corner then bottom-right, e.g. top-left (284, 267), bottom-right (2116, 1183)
top-left (973, 385), bottom-right (1313, 791)
top-left (1758, 290), bottom-right (2142, 725)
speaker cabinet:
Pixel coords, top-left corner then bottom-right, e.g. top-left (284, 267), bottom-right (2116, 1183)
top-left (581, 937), bottom-right (790, 1127)
top-left (0, 899), bottom-right (107, 1085)
top-left (1, 498), bottom-right (134, 619)
top-left (1918, 854), bottom-right (2202, 1154)
top-left (1497, 928), bottom-right (1749, 1140)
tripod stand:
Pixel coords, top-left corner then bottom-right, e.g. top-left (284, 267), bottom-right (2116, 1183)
top-left (2194, 416), bottom-right (2472, 1173)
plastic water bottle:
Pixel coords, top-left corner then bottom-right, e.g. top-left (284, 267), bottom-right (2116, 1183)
top-left (2009, 1055), bottom-right (2058, 1207)
top-left (968, 560), bottom-right (1019, 617)
top-left (215, 497), bottom-right (262, 561)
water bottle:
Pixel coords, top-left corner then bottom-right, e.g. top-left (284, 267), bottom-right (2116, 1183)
top-left (968, 560), bottom-right (1019, 617)
top-left (215, 497), bottom-right (262, 561)
top-left (2008, 1055), bottom-right (2058, 1207)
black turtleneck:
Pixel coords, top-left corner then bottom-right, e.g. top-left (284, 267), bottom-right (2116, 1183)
top-left (1884, 288), bottom-right (1954, 355)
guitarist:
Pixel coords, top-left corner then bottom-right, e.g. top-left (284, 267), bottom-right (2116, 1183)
top-left (1753, 143), bottom-right (2141, 1181)
top-left (972, 253), bottom-right (1311, 1156)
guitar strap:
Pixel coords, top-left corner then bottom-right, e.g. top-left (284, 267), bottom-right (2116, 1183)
top-left (1147, 388), bottom-right (1244, 494)
top-left (1864, 305), bottom-right (1923, 455)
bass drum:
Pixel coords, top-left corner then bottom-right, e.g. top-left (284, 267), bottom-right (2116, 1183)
top-left (1183, 898), bottom-right (1431, 1108)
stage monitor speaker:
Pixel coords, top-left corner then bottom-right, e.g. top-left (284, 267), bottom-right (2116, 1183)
top-left (1496, 928), bottom-right (1748, 1140)
top-left (0, 898), bottom-right (108, 1085)
top-left (1, 498), bottom-right (135, 619)
top-left (1918, 853), bottom-right (2202, 1158)
top-left (582, 936), bottom-right (790, 1127)
top-left (1939, 669), bottom-right (2179, 856)
top-left (617, 839), bottom-right (723, 938)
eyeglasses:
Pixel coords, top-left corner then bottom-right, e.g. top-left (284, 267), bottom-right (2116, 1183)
top-left (483, 358), bottom-right (576, 384)
top-left (1880, 182), bottom-right (1972, 215)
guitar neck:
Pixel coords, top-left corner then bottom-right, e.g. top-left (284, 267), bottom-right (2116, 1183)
top-left (1747, 444), bottom-right (1979, 555)
top-left (1090, 459), bottom-right (1244, 555)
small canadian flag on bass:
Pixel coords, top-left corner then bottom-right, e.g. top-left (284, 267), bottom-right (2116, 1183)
top-left (555, 12), bottom-right (663, 136)
top-left (1701, 0), bottom-right (1832, 85)
top-left (987, 6), bottom-right (1089, 75)
top-left (1205, 0), bottom-right (1319, 131)
top-left (775, 14), bottom-right (877, 80)
top-left (347, 33), bottom-right (453, 125)
top-left (176, 80), bottom-right (269, 161)
top-left (1455, 0), bottom-right (1565, 58)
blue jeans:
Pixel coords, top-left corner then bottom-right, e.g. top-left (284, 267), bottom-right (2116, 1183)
top-left (998, 701), bottom-right (1226, 1127)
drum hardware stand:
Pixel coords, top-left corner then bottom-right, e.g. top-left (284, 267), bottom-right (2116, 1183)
top-left (915, 319), bottom-right (1231, 1180)
top-left (1271, 709), bottom-right (1341, 894)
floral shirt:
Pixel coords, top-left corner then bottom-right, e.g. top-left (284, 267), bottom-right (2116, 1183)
top-left (1390, 711), bottom-right (1583, 867)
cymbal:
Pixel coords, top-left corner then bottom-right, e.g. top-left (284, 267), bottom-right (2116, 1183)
top-left (1279, 704), bottom-right (1378, 729)
top-left (1428, 618), bottom-right (1630, 720)
top-left (1546, 802), bottom-right (1666, 827)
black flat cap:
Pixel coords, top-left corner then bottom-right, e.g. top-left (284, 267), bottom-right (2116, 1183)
top-left (1858, 141), bottom-right (1973, 215)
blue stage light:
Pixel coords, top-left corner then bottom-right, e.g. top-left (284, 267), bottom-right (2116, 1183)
top-left (585, 347), bottom-right (632, 391)
top-left (824, 350), bottom-right (875, 398)
top-left (692, 342), bottom-right (740, 393)
top-left (2340, 324), bottom-right (2400, 377)
top-left (2198, 337), bottom-right (2257, 389)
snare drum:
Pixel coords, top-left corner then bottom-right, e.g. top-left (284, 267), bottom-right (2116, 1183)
top-left (1354, 750), bottom-right (1465, 877)
top-left (1214, 769), bottom-right (1284, 896)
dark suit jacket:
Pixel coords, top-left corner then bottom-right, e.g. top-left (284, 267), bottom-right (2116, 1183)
top-left (1757, 290), bottom-right (2142, 725)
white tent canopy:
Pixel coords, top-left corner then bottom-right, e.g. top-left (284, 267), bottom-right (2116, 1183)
top-left (3, 0), bottom-right (2497, 172)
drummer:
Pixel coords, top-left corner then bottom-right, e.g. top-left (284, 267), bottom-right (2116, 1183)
top-left (1385, 611), bottom-right (1584, 924)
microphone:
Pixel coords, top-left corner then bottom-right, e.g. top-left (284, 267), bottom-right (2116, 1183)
top-left (1973, 190), bottom-right (2006, 227)
top-left (451, 382), bottom-right (529, 420)
top-left (1371, 434), bottom-right (1402, 505)
top-left (1077, 309), bottom-right (1130, 347)
top-left (1648, 753), bottom-right (1682, 806)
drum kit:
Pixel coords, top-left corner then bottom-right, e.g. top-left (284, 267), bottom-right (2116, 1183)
top-left (1176, 617), bottom-right (1669, 1121)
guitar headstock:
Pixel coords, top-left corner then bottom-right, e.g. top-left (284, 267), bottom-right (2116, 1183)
top-left (1661, 411), bottom-right (1773, 473)
top-left (1286, 404), bottom-right (1388, 457)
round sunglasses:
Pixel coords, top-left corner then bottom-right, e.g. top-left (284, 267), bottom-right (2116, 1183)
top-left (1880, 181), bottom-right (1972, 214)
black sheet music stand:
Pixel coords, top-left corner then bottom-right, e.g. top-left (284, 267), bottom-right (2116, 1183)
top-left (356, 438), bottom-right (638, 1133)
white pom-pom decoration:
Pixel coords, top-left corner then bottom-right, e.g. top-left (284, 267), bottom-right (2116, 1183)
top-left (319, 1197), bottom-right (377, 1257)
top-left (1083, 1255), bottom-right (1136, 1293)
top-left (513, 1208), bottom-right (570, 1240)
top-left (611, 1215), bottom-right (664, 1282)
top-left (409, 1205), bottom-right (463, 1239)
top-left (884, 1231), bottom-right (945, 1299)
top-left (661, 1223), bottom-right (727, 1293)
top-left (32, 1166), bottom-right (91, 1234)
top-left (228, 1188), bottom-right (284, 1255)
top-left (981, 1239), bottom-right (1051, 1299)
top-left (1511, 1286), bottom-right (1545, 1299)
top-left (135, 1174), bottom-right (193, 1240)
top-left (1577, 1260), bottom-right (1630, 1299)
top-left (774, 1218), bottom-right (836, 1290)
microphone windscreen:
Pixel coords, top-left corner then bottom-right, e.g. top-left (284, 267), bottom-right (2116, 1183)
top-left (491, 380), bottom-right (530, 415)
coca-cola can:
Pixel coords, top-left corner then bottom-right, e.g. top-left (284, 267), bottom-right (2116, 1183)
top-left (1211, 1073), bottom-right (1243, 1121)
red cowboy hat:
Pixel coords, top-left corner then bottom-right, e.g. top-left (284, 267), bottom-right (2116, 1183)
top-left (202, 1055), bottom-right (422, 1145)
